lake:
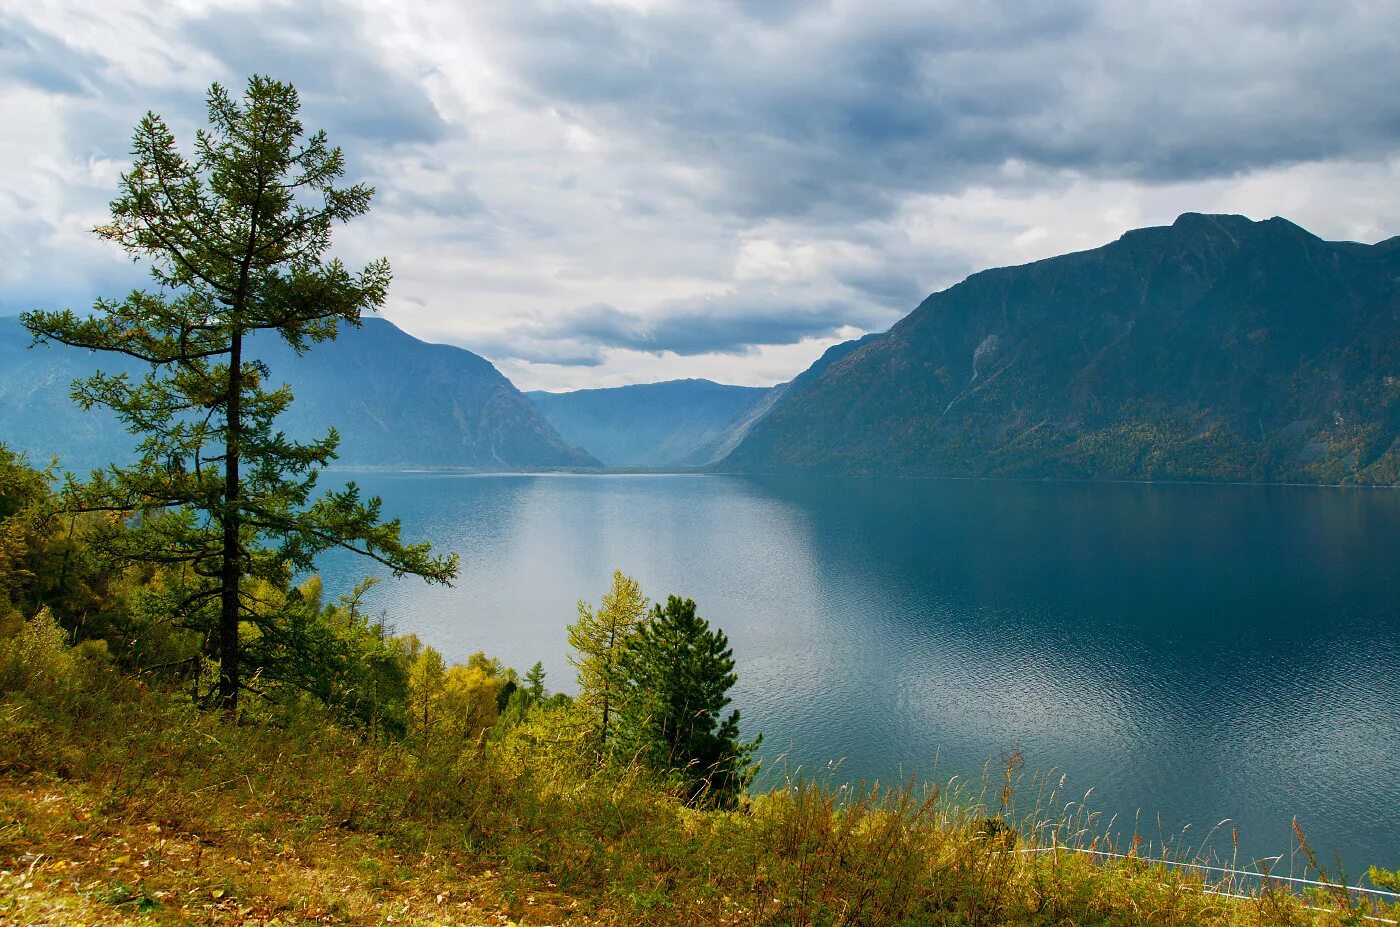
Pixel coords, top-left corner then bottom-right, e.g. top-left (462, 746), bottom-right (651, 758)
top-left (318, 472), bottom-right (1400, 875)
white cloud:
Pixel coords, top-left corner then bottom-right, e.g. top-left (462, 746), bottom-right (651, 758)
top-left (2, 0), bottom-right (1400, 388)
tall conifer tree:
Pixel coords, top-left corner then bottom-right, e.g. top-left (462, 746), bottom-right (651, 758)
top-left (21, 76), bottom-right (456, 713)
top-left (616, 595), bottom-right (759, 807)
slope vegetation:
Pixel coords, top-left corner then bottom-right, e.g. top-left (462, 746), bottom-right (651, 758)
top-left (5, 628), bottom-right (1388, 927)
top-left (725, 214), bottom-right (1400, 484)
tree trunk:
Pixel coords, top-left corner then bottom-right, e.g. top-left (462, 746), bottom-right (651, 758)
top-left (600, 624), bottom-right (617, 745)
top-left (218, 328), bottom-right (243, 715)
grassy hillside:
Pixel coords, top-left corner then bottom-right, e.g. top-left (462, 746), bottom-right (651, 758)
top-left (6, 626), bottom-right (1396, 927)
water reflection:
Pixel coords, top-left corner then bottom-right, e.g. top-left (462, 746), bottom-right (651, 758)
top-left (317, 472), bottom-right (1400, 872)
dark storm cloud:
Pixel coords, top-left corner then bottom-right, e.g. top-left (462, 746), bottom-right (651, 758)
top-left (181, 2), bottom-right (445, 147)
top-left (2, 3), bottom-right (445, 165)
top-left (0, 13), bottom-right (108, 96)
top-left (384, 187), bottom-right (487, 219)
top-left (838, 271), bottom-right (933, 311)
top-left (486, 293), bottom-right (893, 365)
top-left (484, 0), bottom-right (1400, 221)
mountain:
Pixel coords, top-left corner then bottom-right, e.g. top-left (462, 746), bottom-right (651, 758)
top-left (722, 214), bottom-right (1400, 484)
top-left (701, 333), bottom-right (883, 465)
top-left (0, 317), bottom-right (140, 472)
top-left (0, 316), bottom-right (598, 472)
top-left (527, 379), bottom-right (770, 467)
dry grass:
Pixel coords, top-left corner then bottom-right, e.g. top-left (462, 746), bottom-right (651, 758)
top-left (2, 638), bottom-right (1396, 927)
top-left (0, 778), bottom-right (514, 926)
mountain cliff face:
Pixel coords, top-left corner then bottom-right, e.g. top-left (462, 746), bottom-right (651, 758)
top-left (722, 214), bottom-right (1400, 484)
top-left (527, 379), bottom-right (770, 467)
top-left (0, 316), bottom-right (597, 472)
top-left (262, 319), bottom-right (597, 469)
top-left (702, 333), bottom-right (883, 465)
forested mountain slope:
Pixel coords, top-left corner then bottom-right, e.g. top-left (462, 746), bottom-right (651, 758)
top-left (723, 214), bottom-right (1400, 484)
top-left (0, 316), bottom-right (597, 471)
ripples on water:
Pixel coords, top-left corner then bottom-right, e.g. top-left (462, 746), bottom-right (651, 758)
top-left (317, 472), bottom-right (1400, 874)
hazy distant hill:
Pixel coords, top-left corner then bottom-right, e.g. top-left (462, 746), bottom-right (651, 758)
top-left (0, 316), bottom-right (140, 471)
top-left (701, 333), bottom-right (883, 465)
top-left (0, 316), bottom-right (597, 472)
top-left (528, 379), bottom-right (770, 467)
top-left (723, 214), bottom-right (1400, 484)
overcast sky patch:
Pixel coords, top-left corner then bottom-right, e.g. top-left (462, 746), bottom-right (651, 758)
top-left (3, 0), bottom-right (1400, 388)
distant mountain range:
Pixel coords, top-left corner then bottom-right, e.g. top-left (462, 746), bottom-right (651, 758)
top-left (526, 380), bottom-right (770, 467)
top-left (525, 335), bottom-right (887, 468)
top-left (0, 316), bottom-right (597, 472)
top-left (8, 213), bottom-right (1399, 485)
top-left (722, 214), bottom-right (1400, 484)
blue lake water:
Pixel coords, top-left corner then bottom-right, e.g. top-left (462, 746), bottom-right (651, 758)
top-left (318, 472), bottom-right (1400, 875)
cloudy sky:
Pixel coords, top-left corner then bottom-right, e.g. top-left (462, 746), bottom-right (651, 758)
top-left (3, 0), bottom-right (1400, 390)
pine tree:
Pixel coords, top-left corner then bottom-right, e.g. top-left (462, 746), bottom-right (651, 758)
top-left (523, 660), bottom-right (547, 702)
top-left (567, 570), bottom-right (649, 745)
top-left (20, 76), bottom-right (456, 714)
top-left (616, 595), bottom-right (760, 807)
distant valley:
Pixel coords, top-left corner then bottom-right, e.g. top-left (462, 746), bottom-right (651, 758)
top-left (524, 334), bottom-right (885, 468)
top-left (527, 380), bottom-right (769, 468)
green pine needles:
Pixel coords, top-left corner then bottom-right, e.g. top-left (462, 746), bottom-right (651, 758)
top-left (19, 75), bottom-right (457, 715)
top-left (571, 573), bottom-right (760, 807)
